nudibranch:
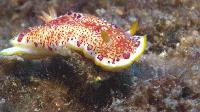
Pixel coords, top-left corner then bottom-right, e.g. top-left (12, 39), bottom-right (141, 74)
top-left (0, 9), bottom-right (146, 71)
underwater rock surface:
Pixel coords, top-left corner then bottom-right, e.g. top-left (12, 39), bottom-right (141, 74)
top-left (0, 0), bottom-right (200, 111)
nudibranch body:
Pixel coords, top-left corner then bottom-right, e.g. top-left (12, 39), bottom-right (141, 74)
top-left (0, 10), bottom-right (146, 71)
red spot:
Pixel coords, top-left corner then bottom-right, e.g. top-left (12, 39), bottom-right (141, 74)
top-left (107, 29), bottom-right (113, 34)
top-left (34, 42), bottom-right (38, 47)
top-left (48, 16), bottom-right (70, 25)
top-left (116, 58), bottom-right (120, 61)
top-left (87, 44), bottom-right (93, 51)
top-left (112, 24), bottom-right (118, 29)
top-left (97, 55), bottom-right (103, 61)
top-left (67, 21), bottom-right (76, 25)
top-left (123, 52), bottom-right (130, 59)
top-left (77, 14), bottom-right (81, 19)
top-left (77, 41), bottom-right (82, 47)
top-left (73, 13), bottom-right (77, 17)
top-left (17, 33), bottom-right (24, 42)
top-left (67, 11), bottom-right (72, 15)
top-left (135, 41), bottom-right (140, 47)
top-left (17, 28), bottom-right (31, 42)
top-left (112, 58), bottom-right (115, 64)
top-left (94, 26), bottom-right (102, 32)
top-left (48, 46), bottom-right (52, 51)
top-left (84, 22), bottom-right (96, 27)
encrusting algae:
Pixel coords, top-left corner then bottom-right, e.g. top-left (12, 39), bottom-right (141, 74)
top-left (0, 8), bottom-right (146, 71)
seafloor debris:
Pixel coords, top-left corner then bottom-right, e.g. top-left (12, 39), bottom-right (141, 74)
top-left (0, 0), bottom-right (200, 112)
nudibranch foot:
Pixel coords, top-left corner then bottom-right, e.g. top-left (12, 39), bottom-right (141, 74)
top-left (0, 46), bottom-right (54, 59)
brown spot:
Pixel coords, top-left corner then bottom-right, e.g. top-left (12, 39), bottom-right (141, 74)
top-left (116, 58), bottom-right (120, 61)
top-left (123, 52), bottom-right (130, 59)
top-left (55, 41), bottom-right (58, 46)
top-left (34, 42), bottom-right (38, 47)
top-left (97, 55), bottom-right (103, 61)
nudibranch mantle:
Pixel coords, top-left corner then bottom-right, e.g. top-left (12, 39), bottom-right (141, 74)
top-left (0, 10), bottom-right (146, 71)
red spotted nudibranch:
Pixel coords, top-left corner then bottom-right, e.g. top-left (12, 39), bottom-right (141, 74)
top-left (0, 9), bottom-right (146, 71)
